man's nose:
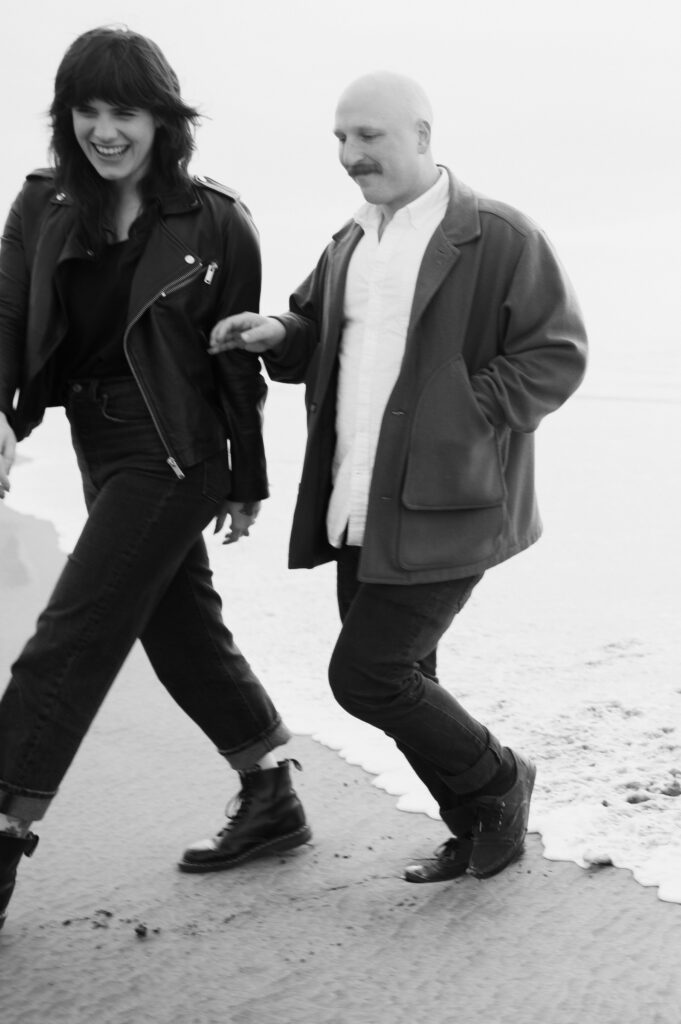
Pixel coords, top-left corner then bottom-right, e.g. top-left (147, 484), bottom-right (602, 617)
top-left (339, 139), bottom-right (361, 167)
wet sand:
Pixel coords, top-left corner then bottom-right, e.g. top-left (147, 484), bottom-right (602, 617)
top-left (1, 505), bottom-right (680, 1024)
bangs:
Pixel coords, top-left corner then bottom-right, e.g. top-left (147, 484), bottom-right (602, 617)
top-left (57, 32), bottom-right (180, 114)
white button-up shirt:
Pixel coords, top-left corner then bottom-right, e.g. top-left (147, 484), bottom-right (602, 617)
top-left (326, 169), bottom-right (450, 548)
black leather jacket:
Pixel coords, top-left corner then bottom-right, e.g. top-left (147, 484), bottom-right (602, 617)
top-left (0, 169), bottom-right (268, 501)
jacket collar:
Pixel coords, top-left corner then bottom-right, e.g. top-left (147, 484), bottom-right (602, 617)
top-left (48, 183), bottom-right (201, 217)
top-left (324, 167), bottom-right (480, 343)
top-left (330, 167), bottom-right (480, 249)
top-left (438, 167), bottom-right (481, 245)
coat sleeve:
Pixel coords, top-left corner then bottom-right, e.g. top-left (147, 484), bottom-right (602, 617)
top-left (0, 190), bottom-right (29, 420)
top-left (469, 229), bottom-right (588, 432)
top-left (262, 251), bottom-right (329, 384)
top-left (210, 199), bottom-right (269, 502)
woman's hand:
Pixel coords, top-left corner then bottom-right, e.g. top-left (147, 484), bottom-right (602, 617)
top-left (209, 314), bottom-right (286, 354)
top-left (214, 499), bottom-right (262, 544)
top-left (0, 413), bottom-right (16, 499)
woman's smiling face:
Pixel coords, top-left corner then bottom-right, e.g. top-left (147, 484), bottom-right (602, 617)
top-left (72, 99), bottom-right (157, 191)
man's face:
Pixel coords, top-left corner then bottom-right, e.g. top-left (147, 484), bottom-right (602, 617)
top-left (334, 90), bottom-right (426, 216)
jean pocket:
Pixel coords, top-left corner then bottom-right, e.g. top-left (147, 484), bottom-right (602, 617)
top-left (100, 385), bottom-right (152, 424)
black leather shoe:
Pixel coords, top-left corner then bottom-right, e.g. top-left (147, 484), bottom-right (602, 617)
top-left (468, 751), bottom-right (536, 879)
top-left (404, 836), bottom-right (473, 883)
top-left (179, 760), bottom-right (311, 873)
top-left (0, 832), bottom-right (39, 930)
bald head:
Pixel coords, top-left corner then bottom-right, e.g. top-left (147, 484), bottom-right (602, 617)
top-left (334, 71), bottom-right (439, 219)
top-left (336, 71), bottom-right (434, 130)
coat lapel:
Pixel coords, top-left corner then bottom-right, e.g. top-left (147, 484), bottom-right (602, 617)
top-left (312, 221), bottom-right (363, 402)
top-left (127, 219), bottom-right (203, 326)
top-left (405, 169), bottom-right (481, 343)
top-left (405, 227), bottom-right (461, 339)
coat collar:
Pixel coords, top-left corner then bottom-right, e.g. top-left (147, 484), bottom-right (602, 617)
top-left (324, 167), bottom-right (481, 349)
top-left (329, 167), bottom-right (480, 249)
top-left (49, 185), bottom-right (201, 217)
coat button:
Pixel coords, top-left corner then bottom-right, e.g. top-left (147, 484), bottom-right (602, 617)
top-left (71, 383), bottom-right (83, 393)
top-left (184, 254), bottom-right (196, 264)
top-left (309, 402), bottom-right (318, 412)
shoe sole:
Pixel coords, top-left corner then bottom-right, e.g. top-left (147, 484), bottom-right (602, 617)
top-left (469, 758), bottom-right (537, 880)
top-left (404, 862), bottom-right (469, 884)
top-left (178, 824), bottom-right (312, 874)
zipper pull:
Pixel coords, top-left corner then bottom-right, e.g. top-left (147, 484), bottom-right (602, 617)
top-left (204, 261), bottom-right (218, 285)
top-left (167, 457), bottom-right (186, 480)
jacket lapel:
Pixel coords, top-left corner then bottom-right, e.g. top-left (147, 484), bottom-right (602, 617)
top-left (312, 221), bottom-right (363, 402)
top-left (127, 218), bottom-right (203, 327)
top-left (405, 169), bottom-right (481, 342)
top-left (405, 227), bottom-right (461, 339)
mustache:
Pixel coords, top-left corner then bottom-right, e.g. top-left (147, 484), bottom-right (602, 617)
top-left (347, 163), bottom-right (381, 178)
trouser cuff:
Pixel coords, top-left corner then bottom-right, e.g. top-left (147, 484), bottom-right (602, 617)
top-left (438, 734), bottom-right (504, 797)
top-left (0, 782), bottom-right (53, 821)
top-left (218, 719), bottom-right (292, 771)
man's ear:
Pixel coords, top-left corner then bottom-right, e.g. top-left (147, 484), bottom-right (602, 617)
top-left (416, 119), bottom-right (432, 153)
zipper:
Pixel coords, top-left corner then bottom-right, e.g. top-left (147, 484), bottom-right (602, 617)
top-left (123, 261), bottom-right (206, 479)
top-left (203, 261), bottom-right (218, 285)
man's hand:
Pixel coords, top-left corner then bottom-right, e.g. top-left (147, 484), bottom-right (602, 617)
top-left (215, 499), bottom-right (261, 544)
top-left (0, 413), bottom-right (16, 500)
top-left (209, 313), bottom-right (286, 354)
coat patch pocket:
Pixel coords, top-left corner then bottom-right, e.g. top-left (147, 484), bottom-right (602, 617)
top-left (401, 357), bottom-right (505, 510)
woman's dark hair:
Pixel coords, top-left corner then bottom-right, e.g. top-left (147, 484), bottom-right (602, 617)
top-left (49, 26), bottom-right (200, 245)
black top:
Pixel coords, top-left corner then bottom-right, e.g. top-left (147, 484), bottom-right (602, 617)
top-left (59, 217), bottom-right (151, 379)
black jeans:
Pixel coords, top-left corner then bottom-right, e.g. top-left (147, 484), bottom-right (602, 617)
top-left (0, 379), bottom-right (288, 820)
top-left (330, 545), bottom-right (503, 811)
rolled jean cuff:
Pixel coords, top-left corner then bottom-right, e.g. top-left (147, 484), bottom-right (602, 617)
top-left (438, 732), bottom-right (504, 797)
top-left (218, 718), bottom-right (292, 771)
top-left (0, 780), bottom-right (54, 821)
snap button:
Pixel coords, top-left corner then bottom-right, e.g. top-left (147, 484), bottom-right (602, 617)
top-left (184, 254), bottom-right (196, 264)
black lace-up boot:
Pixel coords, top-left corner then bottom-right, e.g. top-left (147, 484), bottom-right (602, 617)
top-left (0, 832), bottom-right (39, 930)
top-left (178, 760), bottom-right (311, 873)
top-left (404, 804), bottom-right (476, 883)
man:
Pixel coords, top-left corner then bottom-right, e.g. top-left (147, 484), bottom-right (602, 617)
top-left (209, 72), bottom-right (587, 882)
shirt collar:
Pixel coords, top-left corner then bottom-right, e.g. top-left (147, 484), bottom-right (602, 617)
top-left (353, 167), bottom-right (449, 232)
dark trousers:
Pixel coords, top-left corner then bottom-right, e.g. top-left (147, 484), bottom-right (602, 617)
top-left (330, 545), bottom-right (503, 812)
top-left (0, 379), bottom-right (288, 820)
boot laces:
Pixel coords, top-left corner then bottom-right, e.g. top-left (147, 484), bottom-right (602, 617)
top-left (475, 798), bottom-right (506, 832)
top-left (437, 837), bottom-right (469, 860)
top-left (218, 790), bottom-right (253, 835)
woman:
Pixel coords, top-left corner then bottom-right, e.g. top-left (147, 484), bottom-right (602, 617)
top-left (0, 26), bottom-right (310, 930)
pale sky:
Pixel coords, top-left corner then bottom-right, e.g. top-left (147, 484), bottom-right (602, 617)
top-left (2, 0), bottom-right (679, 395)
